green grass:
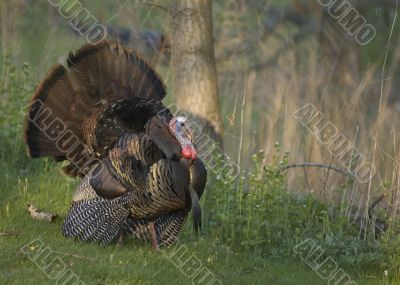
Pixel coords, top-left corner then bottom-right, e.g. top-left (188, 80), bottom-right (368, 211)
top-left (0, 182), bottom-right (382, 285)
top-left (0, 68), bottom-right (396, 285)
top-left (0, 97), bottom-right (329, 284)
top-left (0, 153), bottom-right (322, 285)
top-left (0, 136), bottom-right (396, 285)
top-left (0, 178), bottom-right (396, 285)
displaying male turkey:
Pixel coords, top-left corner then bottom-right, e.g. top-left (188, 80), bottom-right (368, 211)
top-left (24, 41), bottom-right (207, 248)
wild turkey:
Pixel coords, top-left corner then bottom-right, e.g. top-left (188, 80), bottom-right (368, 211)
top-left (24, 41), bottom-right (207, 248)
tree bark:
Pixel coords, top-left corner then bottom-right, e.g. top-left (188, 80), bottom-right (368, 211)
top-left (170, 0), bottom-right (223, 145)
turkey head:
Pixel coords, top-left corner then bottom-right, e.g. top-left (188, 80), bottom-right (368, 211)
top-left (146, 115), bottom-right (197, 162)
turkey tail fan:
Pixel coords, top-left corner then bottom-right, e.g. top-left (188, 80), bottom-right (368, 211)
top-left (65, 41), bottom-right (166, 103)
top-left (24, 65), bottom-right (75, 159)
top-left (24, 41), bottom-right (167, 177)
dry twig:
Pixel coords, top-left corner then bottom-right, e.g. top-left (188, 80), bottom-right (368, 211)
top-left (280, 162), bottom-right (356, 178)
top-left (0, 230), bottom-right (20, 237)
top-left (28, 204), bottom-right (57, 222)
top-left (142, 1), bottom-right (169, 12)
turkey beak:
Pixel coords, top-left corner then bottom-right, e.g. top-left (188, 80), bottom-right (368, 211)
top-left (184, 129), bottom-right (197, 162)
top-left (187, 129), bottom-right (194, 143)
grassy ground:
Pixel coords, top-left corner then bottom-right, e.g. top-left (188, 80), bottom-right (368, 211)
top-left (0, 186), bottom-right (388, 285)
top-left (0, 160), bottom-right (322, 285)
top-left (0, 141), bottom-right (394, 285)
top-left (0, 122), bottom-right (329, 285)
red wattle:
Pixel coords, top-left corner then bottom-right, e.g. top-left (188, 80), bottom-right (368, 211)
top-left (182, 147), bottom-right (192, 159)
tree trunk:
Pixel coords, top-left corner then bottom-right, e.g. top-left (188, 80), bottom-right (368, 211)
top-left (170, 0), bottom-right (223, 145)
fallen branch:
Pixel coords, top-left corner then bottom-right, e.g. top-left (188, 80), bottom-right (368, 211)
top-left (280, 163), bottom-right (356, 178)
top-left (0, 230), bottom-right (20, 237)
top-left (28, 204), bottom-right (57, 222)
top-left (142, 1), bottom-right (169, 12)
top-left (369, 194), bottom-right (386, 212)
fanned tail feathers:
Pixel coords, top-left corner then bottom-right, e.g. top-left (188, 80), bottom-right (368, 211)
top-left (24, 41), bottom-right (167, 177)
